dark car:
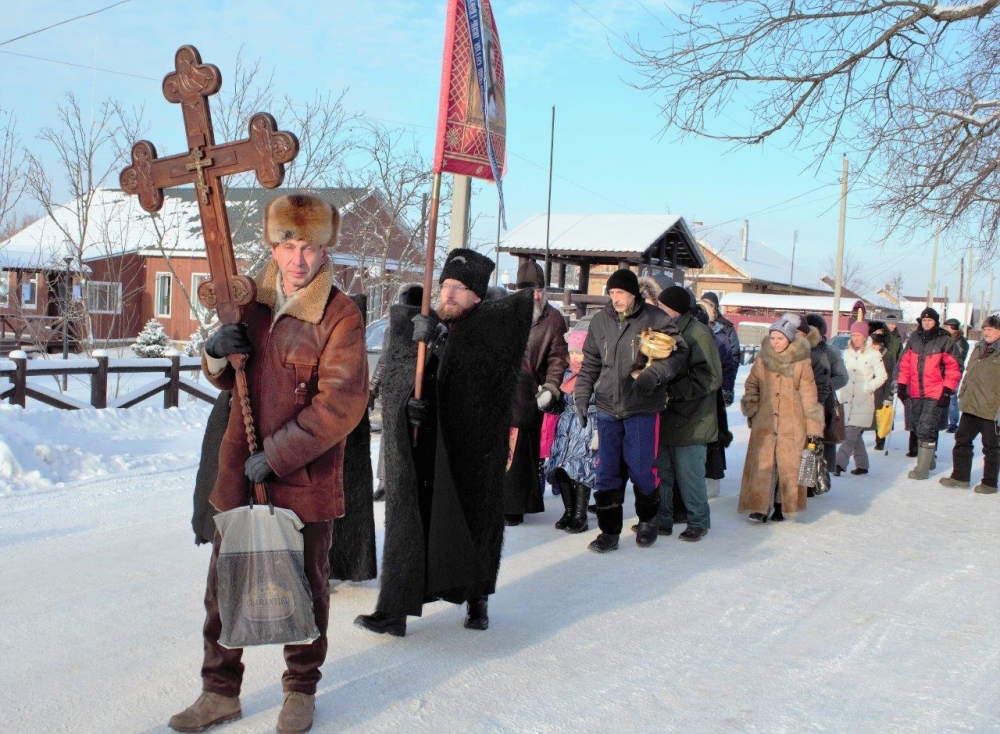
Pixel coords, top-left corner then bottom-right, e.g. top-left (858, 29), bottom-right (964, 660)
top-left (829, 334), bottom-right (850, 352)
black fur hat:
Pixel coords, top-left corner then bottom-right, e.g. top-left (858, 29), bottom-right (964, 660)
top-left (920, 307), bottom-right (940, 325)
top-left (396, 283), bottom-right (424, 307)
top-left (805, 313), bottom-right (828, 337)
top-left (439, 248), bottom-right (494, 300)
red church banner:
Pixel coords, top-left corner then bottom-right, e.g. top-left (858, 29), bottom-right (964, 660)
top-left (433, 0), bottom-right (507, 221)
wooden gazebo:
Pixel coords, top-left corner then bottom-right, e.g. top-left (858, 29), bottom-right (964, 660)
top-left (499, 213), bottom-right (705, 318)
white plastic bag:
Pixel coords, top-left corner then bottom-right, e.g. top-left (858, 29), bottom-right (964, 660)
top-left (213, 504), bottom-right (319, 649)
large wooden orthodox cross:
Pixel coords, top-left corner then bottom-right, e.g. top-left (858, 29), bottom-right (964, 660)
top-left (120, 46), bottom-right (299, 502)
top-left (120, 45), bottom-right (298, 324)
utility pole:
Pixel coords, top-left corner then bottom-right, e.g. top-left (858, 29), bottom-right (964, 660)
top-left (989, 271), bottom-right (996, 315)
top-left (832, 155), bottom-right (848, 336)
top-left (448, 175), bottom-right (472, 251)
top-left (788, 229), bottom-right (798, 295)
top-left (926, 223), bottom-right (939, 308)
top-left (958, 257), bottom-right (965, 303)
top-left (966, 246), bottom-right (974, 307)
top-left (543, 105), bottom-right (555, 290)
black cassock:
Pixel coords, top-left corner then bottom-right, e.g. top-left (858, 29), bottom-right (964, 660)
top-left (375, 289), bottom-right (532, 617)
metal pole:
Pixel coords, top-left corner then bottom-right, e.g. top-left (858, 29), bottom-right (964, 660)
top-left (831, 155), bottom-right (848, 336)
top-left (989, 271), bottom-right (996, 315)
top-left (62, 256), bottom-right (72, 391)
top-left (926, 223), bottom-right (939, 308)
top-left (543, 105), bottom-right (555, 290)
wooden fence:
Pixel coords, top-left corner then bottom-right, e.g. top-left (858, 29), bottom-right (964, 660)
top-left (0, 352), bottom-right (217, 409)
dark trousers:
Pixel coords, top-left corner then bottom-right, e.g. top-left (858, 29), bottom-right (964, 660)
top-left (952, 413), bottom-right (1000, 488)
top-left (201, 520), bottom-right (333, 697)
top-left (594, 412), bottom-right (658, 495)
top-left (656, 444), bottom-right (710, 531)
top-left (909, 398), bottom-right (942, 444)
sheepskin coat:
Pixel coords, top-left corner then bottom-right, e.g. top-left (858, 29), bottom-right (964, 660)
top-left (739, 334), bottom-right (825, 515)
top-left (838, 339), bottom-right (888, 428)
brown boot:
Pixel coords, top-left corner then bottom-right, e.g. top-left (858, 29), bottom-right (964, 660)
top-left (277, 691), bottom-right (315, 734)
top-left (168, 691), bottom-right (241, 732)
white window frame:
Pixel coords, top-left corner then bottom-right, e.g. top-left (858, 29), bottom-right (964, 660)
top-left (190, 273), bottom-right (211, 320)
top-left (0, 273), bottom-right (9, 307)
top-left (154, 272), bottom-right (172, 318)
top-left (21, 272), bottom-right (38, 310)
top-left (86, 281), bottom-right (122, 315)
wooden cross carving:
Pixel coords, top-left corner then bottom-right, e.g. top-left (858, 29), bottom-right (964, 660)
top-left (119, 44), bottom-right (299, 325)
top-left (120, 45), bottom-right (299, 504)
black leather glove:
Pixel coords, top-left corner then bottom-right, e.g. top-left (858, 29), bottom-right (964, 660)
top-left (896, 384), bottom-right (908, 402)
top-left (406, 397), bottom-right (430, 430)
top-left (576, 403), bottom-right (588, 429)
top-left (411, 313), bottom-right (441, 344)
top-left (722, 389), bottom-right (734, 406)
top-left (633, 369), bottom-right (659, 396)
top-left (244, 451), bottom-right (274, 484)
top-left (205, 323), bottom-right (252, 359)
top-left (937, 387), bottom-right (953, 408)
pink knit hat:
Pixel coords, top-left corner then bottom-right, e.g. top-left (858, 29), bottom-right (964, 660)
top-left (566, 330), bottom-right (587, 351)
top-left (850, 321), bottom-right (869, 337)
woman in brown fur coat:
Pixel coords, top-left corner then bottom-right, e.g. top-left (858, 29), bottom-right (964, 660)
top-left (739, 314), bottom-right (825, 522)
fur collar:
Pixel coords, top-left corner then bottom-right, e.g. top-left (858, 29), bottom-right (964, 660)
top-left (807, 325), bottom-right (821, 348)
top-left (255, 259), bottom-right (335, 325)
top-left (758, 333), bottom-right (812, 377)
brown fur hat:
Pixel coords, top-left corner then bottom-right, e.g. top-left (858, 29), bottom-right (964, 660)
top-left (264, 193), bottom-right (340, 247)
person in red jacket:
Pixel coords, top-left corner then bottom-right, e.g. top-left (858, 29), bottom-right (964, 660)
top-left (896, 307), bottom-right (961, 480)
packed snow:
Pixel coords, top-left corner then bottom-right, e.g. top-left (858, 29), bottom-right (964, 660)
top-left (0, 366), bottom-right (997, 733)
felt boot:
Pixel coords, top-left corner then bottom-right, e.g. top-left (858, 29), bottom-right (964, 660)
top-left (908, 441), bottom-right (936, 480)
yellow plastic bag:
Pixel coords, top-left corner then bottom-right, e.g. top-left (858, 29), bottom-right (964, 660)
top-left (876, 403), bottom-right (894, 439)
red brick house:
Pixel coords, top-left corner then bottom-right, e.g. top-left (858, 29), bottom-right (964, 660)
top-left (0, 187), bottom-right (420, 350)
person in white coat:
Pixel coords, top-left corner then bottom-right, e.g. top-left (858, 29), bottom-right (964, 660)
top-left (835, 321), bottom-right (888, 475)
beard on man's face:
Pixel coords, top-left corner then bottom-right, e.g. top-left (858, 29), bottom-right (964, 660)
top-left (435, 299), bottom-right (476, 323)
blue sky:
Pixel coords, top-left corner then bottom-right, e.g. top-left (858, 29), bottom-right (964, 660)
top-left (2, 0), bottom-right (995, 310)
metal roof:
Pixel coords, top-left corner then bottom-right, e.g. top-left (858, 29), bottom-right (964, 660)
top-left (499, 214), bottom-right (706, 268)
top-left (720, 292), bottom-right (865, 313)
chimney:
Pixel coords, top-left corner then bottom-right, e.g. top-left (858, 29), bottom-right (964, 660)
top-left (741, 220), bottom-right (749, 260)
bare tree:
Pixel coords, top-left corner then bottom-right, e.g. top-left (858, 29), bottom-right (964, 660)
top-left (0, 107), bottom-right (28, 236)
top-left (24, 92), bottom-right (147, 353)
top-left (823, 249), bottom-right (871, 296)
top-left (338, 121), bottom-right (446, 320)
top-left (627, 1), bottom-right (1000, 254)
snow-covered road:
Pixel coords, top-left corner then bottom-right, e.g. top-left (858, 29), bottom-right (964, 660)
top-left (1, 398), bottom-right (997, 733)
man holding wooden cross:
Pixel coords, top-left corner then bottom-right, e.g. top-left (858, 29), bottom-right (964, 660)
top-left (169, 193), bottom-right (369, 734)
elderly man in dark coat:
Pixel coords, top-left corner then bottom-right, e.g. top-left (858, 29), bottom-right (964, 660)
top-left (503, 259), bottom-right (569, 526)
top-left (170, 193), bottom-right (369, 734)
top-left (355, 248), bottom-right (532, 637)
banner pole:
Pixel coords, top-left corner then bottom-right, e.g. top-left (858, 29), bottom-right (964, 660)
top-left (412, 171), bottom-right (443, 445)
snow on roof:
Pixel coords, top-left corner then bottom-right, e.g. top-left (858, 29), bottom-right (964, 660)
top-left (720, 292), bottom-right (865, 313)
top-left (499, 213), bottom-right (705, 267)
top-left (699, 239), bottom-right (831, 292)
top-left (0, 186), bottom-right (371, 269)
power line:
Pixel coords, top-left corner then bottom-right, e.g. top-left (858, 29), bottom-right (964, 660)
top-left (0, 0), bottom-right (134, 48)
top-left (0, 49), bottom-right (157, 81)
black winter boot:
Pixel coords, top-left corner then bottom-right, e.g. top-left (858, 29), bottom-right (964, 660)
top-left (554, 476), bottom-right (574, 530)
top-left (354, 610), bottom-right (406, 637)
top-left (593, 488), bottom-right (625, 535)
top-left (565, 482), bottom-right (591, 534)
top-left (464, 596), bottom-right (489, 630)
top-left (906, 431), bottom-right (918, 458)
top-left (588, 533), bottom-right (620, 553)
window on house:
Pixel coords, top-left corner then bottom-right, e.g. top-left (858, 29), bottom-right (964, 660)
top-left (21, 273), bottom-right (38, 310)
top-left (0, 274), bottom-right (8, 307)
top-left (155, 273), bottom-right (172, 317)
top-left (190, 273), bottom-right (211, 320)
top-left (85, 281), bottom-right (122, 314)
